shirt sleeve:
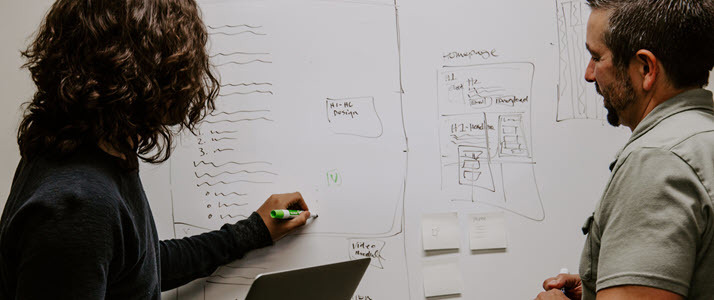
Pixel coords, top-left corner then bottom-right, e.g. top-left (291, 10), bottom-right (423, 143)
top-left (9, 195), bottom-right (118, 299)
top-left (159, 212), bottom-right (272, 290)
top-left (596, 148), bottom-right (708, 296)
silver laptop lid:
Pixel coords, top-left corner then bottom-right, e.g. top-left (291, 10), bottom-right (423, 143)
top-left (245, 258), bottom-right (371, 300)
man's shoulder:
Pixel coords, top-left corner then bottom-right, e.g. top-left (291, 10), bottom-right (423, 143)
top-left (606, 108), bottom-right (714, 208)
top-left (624, 108), bottom-right (714, 159)
top-left (603, 108), bottom-right (714, 216)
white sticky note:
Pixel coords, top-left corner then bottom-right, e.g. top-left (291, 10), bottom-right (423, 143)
top-left (422, 212), bottom-right (460, 251)
top-left (422, 260), bottom-right (463, 298)
top-left (469, 211), bottom-right (508, 250)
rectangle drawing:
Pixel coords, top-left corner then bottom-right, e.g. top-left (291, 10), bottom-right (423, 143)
top-left (458, 145), bottom-right (495, 191)
top-left (555, 0), bottom-right (605, 121)
top-left (326, 96), bottom-right (383, 138)
top-left (498, 114), bottom-right (529, 157)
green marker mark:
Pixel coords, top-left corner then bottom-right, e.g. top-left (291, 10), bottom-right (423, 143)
top-left (327, 169), bottom-right (342, 186)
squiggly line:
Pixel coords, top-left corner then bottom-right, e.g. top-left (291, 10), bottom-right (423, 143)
top-left (211, 52), bottom-right (270, 58)
top-left (451, 140), bottom-right (483, 146)
top-left (216, 60), bottom-right (272, 67)
top-left (209, 30), bottom-right (267, 36)
top-left (208, 24), bottom-right (262, 30)
top-left (214, 148), bottom-right (234, 153)
top-left (451, 134), bottom-right (487, 140)
top-left (209, 130), bottom-right (238, 134)
top-left (219, 214), bottom-right (250, 219)
top-left (475, 86), bottom-right (506, 93)
top-left (220, 82), bottom-right (273, 88)
top-left (197, 180), bottom-right (272, 187)
top-left (220, 90), bottom-right (274, 97)
top-left (211, 137), bottom-right (238, 141)
top-left (204, 117), bottom-right (274, 124)
top-left (210, 110), bottom-right (271, 116)
top-left (195, 170), bottom-right (278, 178)
top-left (218, 202), bottom-right (249, 208)
top-left (193, 161), bottom-right (272, 167)
top-left (214, 192), bottom-right (247, 197)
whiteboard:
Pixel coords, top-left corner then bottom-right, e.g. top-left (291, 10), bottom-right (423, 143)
top-left (167, 0), bottom-right (629, 299)
top-left (170, 1), bottom-right (409, 299)
top-left (5, 0), bottom-right (712, 299)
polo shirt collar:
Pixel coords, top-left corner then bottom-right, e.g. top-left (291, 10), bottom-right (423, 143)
top-left (610, 88), bottom-right (714, 170)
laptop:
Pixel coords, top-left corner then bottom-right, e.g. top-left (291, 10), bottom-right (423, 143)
top-left (245, 258), bottom-right (371, 300)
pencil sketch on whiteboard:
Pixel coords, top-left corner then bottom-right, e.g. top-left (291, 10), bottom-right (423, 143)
top-left (438, 62), bottom-right (544, 221)
top-left (555, 0), bottom-right (605, 122)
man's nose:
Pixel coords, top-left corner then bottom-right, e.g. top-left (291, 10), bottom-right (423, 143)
top-left (584, 60), bottom-right (596, 83)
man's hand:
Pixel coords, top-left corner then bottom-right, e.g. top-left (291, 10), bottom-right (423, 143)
top-left (537, 273), bottom-right (582, 300)
top-left (536, 290), bottom-right (572, 300)
top-left (256, 192), bottom-right (311, 242)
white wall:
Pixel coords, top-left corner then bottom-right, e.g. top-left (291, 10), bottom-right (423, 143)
top-left (0, 0), bottom-right (53, 209)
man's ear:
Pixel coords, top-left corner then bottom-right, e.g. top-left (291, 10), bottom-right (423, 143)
top-left (635, 49), bottom-right (658, 91)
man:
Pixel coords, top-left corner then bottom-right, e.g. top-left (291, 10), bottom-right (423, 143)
top-left (0, 0), bottom-right (311, 298)
top-left (537, 0), bottom-right (714, 299)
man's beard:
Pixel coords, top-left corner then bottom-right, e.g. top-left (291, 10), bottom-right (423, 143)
top-left (595, 69), bottom-right (636, 127)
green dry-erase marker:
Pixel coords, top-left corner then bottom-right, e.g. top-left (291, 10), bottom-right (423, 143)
top-left (270, 210), bottom-right (318, 219)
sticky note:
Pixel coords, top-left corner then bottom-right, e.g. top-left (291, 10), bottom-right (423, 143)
top-left (422, 260), bottom-right (463, 298)
top-left (421, 212), bottom-right (459, 251)
top-left (469, 211), bottom-right (508, 250)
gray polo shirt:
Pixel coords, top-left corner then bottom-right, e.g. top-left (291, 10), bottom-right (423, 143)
top-left (580, 89), bottom-right (714, 299)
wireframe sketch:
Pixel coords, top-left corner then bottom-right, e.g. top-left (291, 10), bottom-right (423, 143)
top-left (168, 0), bottom-right (409, 299)
top-left (438, 62), bottom-right (544, 221)
top-left (457, 140), bottom-right (495, 191)
top-left (555, 0), bottom-right (605, 121)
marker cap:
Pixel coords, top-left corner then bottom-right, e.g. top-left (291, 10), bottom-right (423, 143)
top-left (270, 210), bottom-right (285, 218)
top-left (270, 209), bottom-right (303, 219)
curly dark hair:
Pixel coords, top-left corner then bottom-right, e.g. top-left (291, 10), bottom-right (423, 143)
top-left (18, 0), bottom-right (219, 168)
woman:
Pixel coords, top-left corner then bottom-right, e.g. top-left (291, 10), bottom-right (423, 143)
top-left (0, 0), bottom-right (310, 298)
